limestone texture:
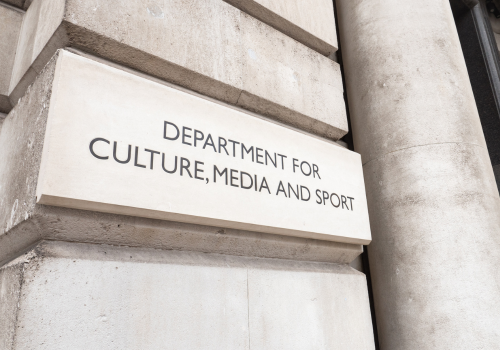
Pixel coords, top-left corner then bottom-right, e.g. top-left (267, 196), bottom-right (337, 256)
top-left (0, 240), bottom-right (375, 350)
top-left (0, 260), bottom-right (22, 349)
top-left (7, 0), bottom-right (347, 140)
top-left (0, 3), bottom-right (23, 113)
top-left (337, 0), bottom-right (500, 348)
top-left (223, 0), bottom-right (338, 56)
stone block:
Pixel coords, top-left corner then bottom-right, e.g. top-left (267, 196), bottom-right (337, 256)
top-left (0, 50), bottom-right (53, 235)
top-left (224, 0), bottom-right (338, 56)
top-left (0, 3), bottom-right (24, 113)
top-left (248, 260), bottom-right (375, 349)
top-left (0, 49), bottom-right (362, 267)
top-left (9, 0), bottom-right (66, 102)
top-left (0, 261), bottom-right (22, 349)
top-left (0, 240), bottom-right (375, 350)
top-left (34, 50), bottom-right (370, 245)
top-left (7, 0), bottom-right (347, 140)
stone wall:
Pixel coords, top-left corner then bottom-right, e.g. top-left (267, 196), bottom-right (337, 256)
top-left (0, 0), bottom-right (376, 349)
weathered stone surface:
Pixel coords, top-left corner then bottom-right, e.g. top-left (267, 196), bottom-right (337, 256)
top-left (338, 0), bottom-right (486, 165)
top-left (0, 51), bottom-right (55, 238)
top-left (363, 143), bottom-right (500, 349)
top-left (0, 3), bottom-right (23, 113)
top-left (0, 49), bottom-right (361, 267)
top-left (223, 0), bottom-right (338, 56)
top-left (0, 240), bottom-right (375, 350)
top-left (8, 0), bottom-right (347, 140)
top-left (9, 0), bottom-right (66, 99)
top-left (337, 0), bottom-right (500, 348)
top-left (0, 261), bottom-right (22, 350)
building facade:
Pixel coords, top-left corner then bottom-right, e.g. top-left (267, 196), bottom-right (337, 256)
top-left (1, 0), bottom-right (499, 349)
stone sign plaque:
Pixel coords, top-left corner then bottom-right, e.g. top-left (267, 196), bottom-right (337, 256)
top-left (36, 52), bottom-right (371, 244)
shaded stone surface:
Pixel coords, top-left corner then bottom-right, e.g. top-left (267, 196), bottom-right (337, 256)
top-left (0, 240), bottom-right (375, 350)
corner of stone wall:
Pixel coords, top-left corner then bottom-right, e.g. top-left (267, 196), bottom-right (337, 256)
top-left (0, 50), bottom-right (61, 236)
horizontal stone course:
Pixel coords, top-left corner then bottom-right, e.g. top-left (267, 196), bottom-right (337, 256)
top-left (224, 0), bottom-right (338, 56)
top-left (1, 240), bottom-right (375, 350)
top-left (7, 0), bottom-right (347, 140)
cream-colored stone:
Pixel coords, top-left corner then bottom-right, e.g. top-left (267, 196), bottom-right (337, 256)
top-left (35, 50), bottom-right (370, 245)
top-left (223, 0), bottom-right (337, 56)
top-left (0, 3), bottom-right (23, 113)
top-left (0, 52), bottom-right (54, 237)
top-left (9, 0), bottom-right (65, 95)
top-left (337, 0), bottom-right (500, 348)
top-left (8, 0), bottom-right (347, 139)
top-left (338, 0), bottom-right (486, 165)
top-left (248, 261), bottom-right (374, 349)
top-left (1, 240), bottom-right (375, 350)
top-left (0, 50), bottom-right (363, 267)
top-left (238, 15), bottom-right (345, 139)
top-left (12, 241), bottom-right (250, 350)
top-left (364, 143), bottom-right (500, 349)
top-left (0, 261), bottom-right (22, 349)
top-left (0, 4), bottom-right (23, 93)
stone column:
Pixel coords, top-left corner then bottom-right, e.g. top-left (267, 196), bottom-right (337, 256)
top-left (336, 0), bottom-right (500, 348)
